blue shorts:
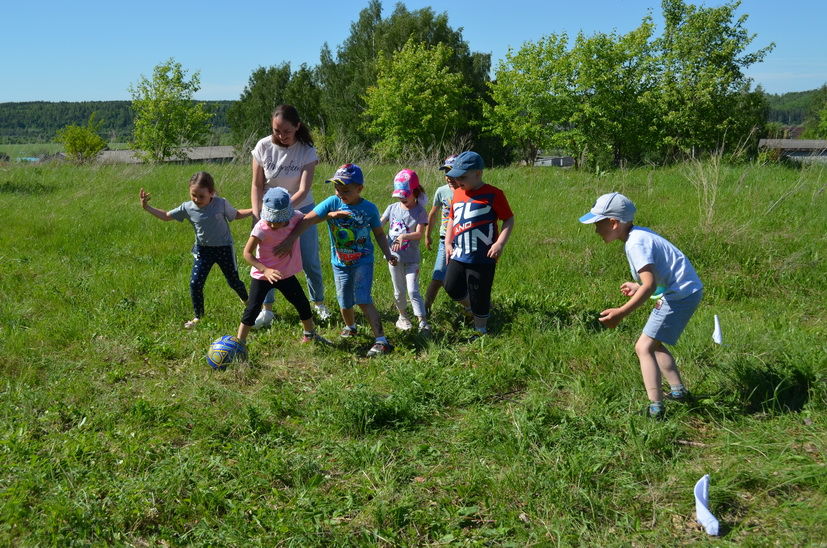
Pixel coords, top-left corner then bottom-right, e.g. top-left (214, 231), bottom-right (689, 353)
top-left (431, 237), bottom-right (447, 281)
top-left (643, 290), bottom-right (703, 345)
top-left (332, 261), bottom-right (374, 309)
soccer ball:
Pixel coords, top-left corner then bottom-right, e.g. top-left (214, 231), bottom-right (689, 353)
top-left (206, 335), bottom-right (245, 370)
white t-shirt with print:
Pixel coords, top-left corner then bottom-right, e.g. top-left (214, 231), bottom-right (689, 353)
top-left (251, 137), bottom-right (319, 209)
top-left (624, 226), bottom-right (703, 300)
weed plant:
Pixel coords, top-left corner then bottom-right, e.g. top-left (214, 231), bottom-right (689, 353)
top-left (0, 160), bottom-right (824, 545)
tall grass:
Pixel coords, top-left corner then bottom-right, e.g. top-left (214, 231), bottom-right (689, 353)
top-left (0, 160), bottom-right (825, 545)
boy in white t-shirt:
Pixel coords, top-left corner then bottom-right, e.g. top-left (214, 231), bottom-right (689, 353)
top-left (579, 192), bottom-right (703, 418)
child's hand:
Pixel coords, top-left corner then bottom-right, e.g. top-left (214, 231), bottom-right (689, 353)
top-left (391, 237), bottom-right (403, 252)
top-left (262, 267), bottom-right (283, 283)
top-left (487, 241), bottom-right (505, 260)
top-left (139, 188), bottom-right (151, 208)
top-left (620, 282), bottom-right (640, 297)
top-left (327, 210), bottom-right (352, 220)
top-left (598, 307), bottom-right (624, 329)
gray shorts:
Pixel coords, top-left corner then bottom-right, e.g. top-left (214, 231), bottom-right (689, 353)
top-left (643, 290), bottom-right (703, 345)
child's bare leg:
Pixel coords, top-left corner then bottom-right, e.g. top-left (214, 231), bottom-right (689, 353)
top-left (424, 279), bottom-right (442, 312)
top-left (237, 323), bottom-right (251, 342)
top-left (301, 317), bottom-right (316, 333)
top-left (460, 296), bottom-right (473, 318)
top-left (635, 334), bottom-right (663, 402)
top-left (359, 303), bottom-right (385, 338)
top-left (653, 341), bottom-right (683, 388)
top-left (341, 307), bottom-right (356, 327)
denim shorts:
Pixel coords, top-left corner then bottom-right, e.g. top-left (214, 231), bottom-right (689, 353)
top-left (332, 261), bottom-right (374, 309)
top-left (643, 290), bottom-right (703, 345)
top-left (431, 237), bottom-right (447, 281)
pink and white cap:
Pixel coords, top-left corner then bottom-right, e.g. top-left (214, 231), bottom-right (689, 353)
top-left (391, 169), bottom-right (420, 198)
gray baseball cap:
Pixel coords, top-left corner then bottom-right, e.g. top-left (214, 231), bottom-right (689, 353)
top-left (579, 192), bottom-right (636, 223)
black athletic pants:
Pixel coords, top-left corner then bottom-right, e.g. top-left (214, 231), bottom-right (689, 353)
top-left (190, 244), bottom-right (248, 318)
top-left (443, 260), bottom-right (496, 318)
top-left (241, 275), bottom-right (312, 326)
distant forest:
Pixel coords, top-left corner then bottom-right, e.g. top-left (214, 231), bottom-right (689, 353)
top-left (0, 90), bottom-right (819, 144)
top-left (764, 89), bottom-right (821, 125)
top-left (0, 101), bottom-right (233, 144)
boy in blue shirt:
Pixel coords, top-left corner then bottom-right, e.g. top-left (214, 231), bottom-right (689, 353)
top-left (277, 164), bottom-right (398, 357)
top-left (579, 192), bottom-right (703, 418)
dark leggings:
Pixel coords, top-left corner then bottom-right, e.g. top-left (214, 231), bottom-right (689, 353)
top-left (190, 245), bottom-right (248, 318)
top-left (242, 275), bottom-right (312, 326)
top-left (443, 260), bottom-right (496, 318)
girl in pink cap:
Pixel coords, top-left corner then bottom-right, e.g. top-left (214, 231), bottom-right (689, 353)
top-left (380, 169), bottom-right (431, 332)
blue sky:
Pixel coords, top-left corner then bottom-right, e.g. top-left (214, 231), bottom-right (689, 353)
top-left (2, 0), bottom-right (824, 102)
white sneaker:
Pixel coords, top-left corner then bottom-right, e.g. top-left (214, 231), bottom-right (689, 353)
top-left (253, 309), bottom-right (274, 329)
top-left (395, 315), bottom-right (413, 331)
top-left (314, 303), bottom-right (332, 321)
top-left (418, 320), bottom-right (431, 333)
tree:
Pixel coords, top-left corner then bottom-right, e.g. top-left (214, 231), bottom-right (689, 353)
top-left (364, 40), bottom-right (469, 158)
top-left (487, 0), bottom-right (772, 167)
top-left (318, 1), bottom-right (491, 147)
top-left (129, 58), bottom-right (212, 162)
top-left (648, 0), bottom-right (774, 158)
top-left (56, 113), bottom-right (107, 164)
top-left (485, 34), bottom-right (577, 166)
top-left (227, 63), bottom-right (322, 150)
top-left (802, 84), bottom-right (827, 138)
top-left (567, 22), bottom-right (658, 167)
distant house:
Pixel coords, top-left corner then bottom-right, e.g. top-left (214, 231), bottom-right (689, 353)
top-left (758, 139), bottom-right (827, 163)
top-left (97, 146), bottom-right (236, 164)
top-left (534, 155), bottom-right (575, 167)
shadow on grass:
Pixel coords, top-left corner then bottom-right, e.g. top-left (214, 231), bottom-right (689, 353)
top-left (687, 353), bottom-right (814, 420)
top-left (0, 180), bottom-right (55, 195)
top-left (491, 294), bottom-right (604, 334)
top-left (732, 357), bottom-right (812, 414)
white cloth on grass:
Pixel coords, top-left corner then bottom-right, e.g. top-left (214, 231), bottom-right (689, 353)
top-left (713, 314), bottom-right (723, 345)
top-left (694, 474), bottom-right (720, 536)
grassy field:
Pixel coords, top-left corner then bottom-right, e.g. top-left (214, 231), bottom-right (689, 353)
top-left (0, 142), bottom-right (131, 159)
top-left (0, 160), bottom-right (824, 545)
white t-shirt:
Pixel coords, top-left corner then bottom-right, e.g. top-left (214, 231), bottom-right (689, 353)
top-left (251, 136), bottom-right (319, 209)
top-left (624, 226), bottom-right (703, 300)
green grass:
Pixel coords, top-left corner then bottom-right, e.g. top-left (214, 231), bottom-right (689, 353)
top-left (0, 142), bottom-right (130, 158)
top-left (0, 160), bottom-right (825, 545)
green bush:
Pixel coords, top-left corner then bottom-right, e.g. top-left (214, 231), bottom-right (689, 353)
top-left (55, 114), bottom-right (106, 164)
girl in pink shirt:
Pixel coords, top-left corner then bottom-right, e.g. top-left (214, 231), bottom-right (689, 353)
top-left (236, 187), bottom-right (328, 347)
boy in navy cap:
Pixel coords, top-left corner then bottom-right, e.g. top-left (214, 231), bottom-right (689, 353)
top-left (276, 164), bottom-right (398, 357)
top-left (579, 192), bottom-right (703, 418)
top-left (444, 151), bottom-right (515, 338)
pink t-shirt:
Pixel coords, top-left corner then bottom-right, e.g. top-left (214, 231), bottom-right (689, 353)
top-left (249, 212), bottom-right (303, 280)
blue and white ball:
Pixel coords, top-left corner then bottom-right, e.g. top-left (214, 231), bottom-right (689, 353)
top-left (206, 335), bottom-right (245, 370)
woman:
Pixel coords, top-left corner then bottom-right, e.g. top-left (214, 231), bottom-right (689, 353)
top-left (250, 104), bottom-right (330, 326)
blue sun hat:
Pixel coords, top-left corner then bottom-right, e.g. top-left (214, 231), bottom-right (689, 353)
top-left (261, 187), bottom-right (293, 223)
top-left (325, 163), bottom-right (364, 185)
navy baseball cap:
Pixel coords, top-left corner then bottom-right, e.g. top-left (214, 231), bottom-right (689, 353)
top-left (325, 163), bottom-right (364, 185)
top-left (446, 151), bottom-right (484, 178)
